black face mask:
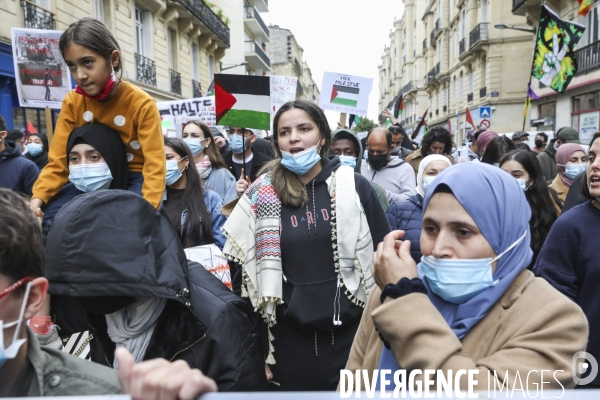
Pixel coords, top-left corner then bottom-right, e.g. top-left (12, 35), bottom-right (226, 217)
top-left (535, 139), bottom-right (544, 148)
top-left (77, 296), bottom-right (136, 315)
top-left (368, 153), bottom-right (389, 171)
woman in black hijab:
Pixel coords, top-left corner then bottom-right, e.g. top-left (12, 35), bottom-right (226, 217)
top-left (25, 133), bottom-right (49, 170)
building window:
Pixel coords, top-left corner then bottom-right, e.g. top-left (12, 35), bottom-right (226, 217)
top-left (135, 8), bottom-right (144, 55)
top-left (461, 10), bottom-right (466, 39)
top-left (94, 0), bottom-right (104, 22)
top-left (167, 28), bottom-right (177, 70)
top-left (209, 55), bottom-right (215, 79)
top-left (444, 88), bottom-right (448, 107)
top-left (453, 79), bottom-right (456, 103)
top-left (192, 43), bottom-right (199, 81)
top-left (459, 75), bottom-right (463, 99)
top-left (468, 71), bottom-right (473, 94)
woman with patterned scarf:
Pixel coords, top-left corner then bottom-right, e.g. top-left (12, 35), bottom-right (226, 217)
top-left (223, 100), bottom-right (390, 391)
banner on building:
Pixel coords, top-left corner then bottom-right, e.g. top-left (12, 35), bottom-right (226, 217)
top-left (319, 72), bottom-right (372, 115)
top-left (11, 27), bottom-right (72, 109)
top-left (270, 76), bottom-right (297, 117)
top-left (157, 96), bottom-right (216, 137)
top-left (531, 5), bottom-right (585, 93)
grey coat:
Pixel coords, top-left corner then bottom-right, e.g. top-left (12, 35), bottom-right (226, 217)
top-left (537, 141), bottom-right (558, 184)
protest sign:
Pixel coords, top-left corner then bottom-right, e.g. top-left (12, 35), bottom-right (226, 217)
top-left (11, 27), bottom-right (72, 109)
top-left (270, 76), bottom-right (297, 117)
top-left (157, 96), bottom-right (216, 137)
top-left (318, 72), bottom-right (372, 115)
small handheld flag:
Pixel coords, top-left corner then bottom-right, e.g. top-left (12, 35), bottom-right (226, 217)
top-left (393, 94), bottom-right (403, 119)
top-left (214, 74), bottom-right (271, 130)
top-left (465, 108), bottom-right (476, 129)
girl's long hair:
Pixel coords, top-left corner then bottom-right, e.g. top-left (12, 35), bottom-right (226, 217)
top-left (164, 137), bottom-right (214, 247)
top-left (500, 150), bottom-right (556, 259)
top-left (182, 120), bottom-right (227, 169)
top-left (261, 100), bottom-right (332, 207)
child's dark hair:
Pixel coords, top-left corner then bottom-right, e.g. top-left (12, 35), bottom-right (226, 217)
top-left (59, 18), bottom-right (123, 77)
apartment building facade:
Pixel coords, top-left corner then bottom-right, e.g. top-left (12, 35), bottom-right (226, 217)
top-left (267, 25), bottom-right (320, 104)
top-left (218, 0), bottom-right (269, 76)
top-left (379, 0), bottom-right (533, 144)
top-left (0, 0), bottom-right (230, 130)
top-left (514, 0), bottom-right (600, 145)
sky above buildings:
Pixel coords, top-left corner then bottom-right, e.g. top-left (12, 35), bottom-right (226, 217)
top-left (262, 0), bottom-right (403, 127)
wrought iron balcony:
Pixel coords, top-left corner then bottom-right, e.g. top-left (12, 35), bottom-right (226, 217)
top-left (170, 69), bottom-right (181, 95)
top-left (192, 79), bottom-right (202, 98)
top-left (21, 0), bottom-right (55, 30)
top-left (244, 6), bottom-right (269, 42)
top-left (172, 0), bottom-right (230, 46)
top-left (467, 93), bottom-right (474, 102)
top-left (480, 87), bottom-right (487, 98)
top-left (459, 38), bottom-right (466, 55)
top-left (469, 23), bottom-right (489, 49)
top-left (426, 63), bottom-right (440, 84)
top-left (575, 41), bottom-right (600, 76)
top-left (135, 53), bottom-right (156, 87)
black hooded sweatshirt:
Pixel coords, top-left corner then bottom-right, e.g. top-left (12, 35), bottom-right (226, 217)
top-left (45, 190), bottom-right (267, 392)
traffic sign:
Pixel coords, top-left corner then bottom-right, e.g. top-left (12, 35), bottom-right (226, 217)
top-left (480, 119), bottom-right (491, 129)
top-left (479, 106), bottom-right (491, 119)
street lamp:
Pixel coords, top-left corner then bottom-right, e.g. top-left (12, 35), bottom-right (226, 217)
top-left (494, 24), bottom-right (536, 34)
top-left (220, 62), bottom-right (248, 71)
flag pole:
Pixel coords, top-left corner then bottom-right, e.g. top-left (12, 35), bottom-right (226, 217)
top-left (523, 5), bottom-right (543, 131)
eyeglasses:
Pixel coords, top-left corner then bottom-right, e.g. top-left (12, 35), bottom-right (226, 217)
top-left (0, 277), bottom-right (33, 300)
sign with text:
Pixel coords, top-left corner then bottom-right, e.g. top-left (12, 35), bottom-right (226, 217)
top-left (157, 96), bottom-right (216, 137)
top-left (579, 111), bottom-right (599, 145)
top-left (270, 76), bottom-right (297, 117)
top-left (318, 72), bottom-right (372, 115)
top-left (11, 27), bottom-right (72, 109)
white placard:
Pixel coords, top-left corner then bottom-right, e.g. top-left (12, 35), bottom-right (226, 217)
top-left (318, 72), bottom-right (372, 115)
top-left (11, 27), bottom-right (72, 109)
top-left (157, 96), bottom-right (216, 137)
top-left (580, 111), bottom-right (599, 146)
top-left (270, 76), bottom-right (297, 117)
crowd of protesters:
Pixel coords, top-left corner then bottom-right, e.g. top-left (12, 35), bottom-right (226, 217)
top-left (2, 17), bottom-right (600, 399)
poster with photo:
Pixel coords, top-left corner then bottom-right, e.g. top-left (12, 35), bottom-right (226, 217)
top-left (11, 27), bottom-right (72, 109)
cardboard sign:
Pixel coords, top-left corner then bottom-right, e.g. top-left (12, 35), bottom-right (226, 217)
top-left (270, 76), bottom-right (297, 117)
top-left (157, 96), bottom-right (216, 137)
top-left (318, 72), bottom-right (372, 115)
top-left (11, 27), bottom-right (72, 109)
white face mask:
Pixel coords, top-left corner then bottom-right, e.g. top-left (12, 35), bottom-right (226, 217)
top-left (0, 282), bottom-right (31, 368)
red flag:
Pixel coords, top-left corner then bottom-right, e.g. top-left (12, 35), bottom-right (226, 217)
top-left (393, 94), bottom-right (403, 119)
top-left (26, 121), bottom-right (37, 134)
top-left (578, 0), bottom-right (593, 16)
top-left (465, 108), bottom-right (476, 129)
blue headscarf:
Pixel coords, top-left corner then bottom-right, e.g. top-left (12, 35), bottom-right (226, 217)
top-left (377, 162), bottom-right (532, 388)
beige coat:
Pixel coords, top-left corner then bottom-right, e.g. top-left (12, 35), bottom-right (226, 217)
top-left (344, 270), bottom-right (588, 391)
top-left (404, 148), bottom-right (455, 177)
top-left (549, 174), bottom-right (569, 216)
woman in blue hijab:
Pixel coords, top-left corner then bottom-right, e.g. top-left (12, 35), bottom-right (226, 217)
top-left (343, 162), bottom-right (588, 392)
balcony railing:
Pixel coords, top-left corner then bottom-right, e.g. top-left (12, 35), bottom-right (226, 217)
top-left (423, 38), bottom-right (427, 50)
top-left (426, 63), bottom-right (441, 84)
top-left (459, 38), bottom-right (466, 55)
top-left (244, 6), bottom-right (269, 38)
top-left (245, 40), bottom-right (270, 67)
top-left (135, 53), bottom-right (156, 87)
top-left (192, 79), bottom-right (202, 98)
top-left (469, 23), bottom-right (489, 49)
top-left (172, 0), bottom-right (230, 46)
top-left (170, 69), bottom-right (181, 95)
top-left (480, 87), bottom-right (487, 98)
top-left (21, 0), bottom-right (55, 30)
top-left (467, 93), bottom-right (474, 102)
top-left (512, 0), bottom-right (527, 12)
top-left (575, 41), bottom-right (600, 76)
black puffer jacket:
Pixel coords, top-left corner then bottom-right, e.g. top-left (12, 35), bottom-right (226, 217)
top-left (45, 190), bottom-right (267, 392)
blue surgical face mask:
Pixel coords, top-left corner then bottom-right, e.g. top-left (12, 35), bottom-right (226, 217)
top-left (422, 176), bottom-right (436, 193)
top-left (166, 158), bottom-right (185, 185)
top-left (420, 230), bottom-right (527, 304)
top-left (363, 149), bottom-right (368, 160)
top-left (27, 143), bottom-right (43, 156)
top-left (184, 138), bottom-right (206, 157)
top-left (229, 134), bottom-right (251, 154)
top-left (339, 155), bottom-right (357, 169)
top-left (563, 164), bottom-right (586, 180)
top-left (69, 162), bottom-right (113, 192)
top-left (0, 282), bottom-right (31, 368)
top-left (281, 144), bottom-right (322, 176)
top-left (516, 178), bottom-right (529, 191)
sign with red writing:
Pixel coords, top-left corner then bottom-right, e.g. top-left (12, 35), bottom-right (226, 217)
top-left (11, 27), bottom-right (72, 109)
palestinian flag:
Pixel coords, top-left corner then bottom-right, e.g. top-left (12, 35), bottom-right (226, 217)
top-left (331, 85), bottom-right (359, 107)
top-left (531, 5), bottom-right (585, 93)
top-left (214, 74), bottom-right (271, 130)
top-left (393, 93), bottom-right (403, 119)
